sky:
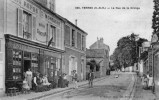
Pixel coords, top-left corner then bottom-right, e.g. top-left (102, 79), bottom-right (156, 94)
top-left (56, 0), bottom-right (154, 55)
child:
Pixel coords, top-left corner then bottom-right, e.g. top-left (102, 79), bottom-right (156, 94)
top-left (22, 78), bottom-right (30, 93)
top-left (148, 74), bottom-right (153, 90)
top-left (142, 74), bottom-right (148, 89)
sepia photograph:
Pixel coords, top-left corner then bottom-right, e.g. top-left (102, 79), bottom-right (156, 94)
top-left (0, 0), bottom-right (158, 100)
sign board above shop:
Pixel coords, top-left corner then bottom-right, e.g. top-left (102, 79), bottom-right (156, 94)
top-left (36, 18), bottom-right (47, 43)
top-left (12, 0), bottom-right (61, 27)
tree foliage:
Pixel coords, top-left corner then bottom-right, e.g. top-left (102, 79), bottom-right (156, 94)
top-left (112, 33), bottom-right (147, 69)
top-left (152, 0), bottom-right (159, 35)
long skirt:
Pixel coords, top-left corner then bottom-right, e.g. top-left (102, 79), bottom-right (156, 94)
top-left (27, 76), bottom-right (32, 89)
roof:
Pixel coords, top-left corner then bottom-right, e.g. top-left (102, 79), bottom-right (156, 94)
top-left (64, 19), bottom-right (88, 35)
top-left (86, 49), bottom-right (106, 58)
top-left (89, 38), bottom-right (110, 51)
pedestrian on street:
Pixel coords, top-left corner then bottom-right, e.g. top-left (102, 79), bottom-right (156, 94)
top-left (142, 74), bottom-right (148, 89)
top-left (147, 73), bottom-right (153, 90)
top-left (54, 68), bottom-right (60, 88)
top-left (26, 68), bottom-right (32, 89)
top-left (88, 70), bottom-right (94, 88)
top-left (72, 70), bottom-right (78, 89)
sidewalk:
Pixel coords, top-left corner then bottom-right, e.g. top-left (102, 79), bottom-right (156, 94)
top-left (132, 76), bottom-right (156, 100)
top-left (1, 77), bottom-right (106, 100)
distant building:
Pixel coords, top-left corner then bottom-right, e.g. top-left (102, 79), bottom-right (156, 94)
top-left (89, 37), bottom-right (109, 50)
top-left (86, 38), bottom-right (110, 77)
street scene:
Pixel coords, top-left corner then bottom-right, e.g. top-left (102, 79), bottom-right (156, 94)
top-left (40, 72), bottom-right (135, 100)
top-left (0, 0), bottom-right (159, 100)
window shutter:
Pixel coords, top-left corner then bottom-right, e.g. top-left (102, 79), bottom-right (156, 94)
top-left (46, 24), bottom-right (49, 44)
top-left (56, 28), bottom-right (60, 48)
top-left (54, 28), bottom-right (56, 44)
top-left (47, 24), bottom-right (50, 44)
top-left (83, 36), bottom-right (86, 51)
top-left (17, 8), bottom-right (23, 37)
top-left (32, 15), bottom-right (36, 40)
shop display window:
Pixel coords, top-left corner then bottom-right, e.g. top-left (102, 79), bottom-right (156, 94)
top-left (31, 53), bottom-right (39, 73)
top-left (12, 50), bottom-right (22, 81)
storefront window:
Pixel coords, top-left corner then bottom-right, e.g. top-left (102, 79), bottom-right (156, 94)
top-left (12, 50), bottom-right (22, 80)
top-left (44, 57), bottom-right (56, 77)
top-left (31, 53), bottom-right (39, 73)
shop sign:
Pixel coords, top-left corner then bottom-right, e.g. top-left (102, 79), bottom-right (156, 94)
top-left (23, 0), bottom-right (39, 14)
top-left (12, 0), bottom-right (22, 5)
top-left (34, 0), bottom-right (47, 7)
top-left (10, 42), bottom-right (39, 53)
top-left (12, 0), bottom-right (39, 14)
top-left (46, 14), bottom-right (61, 27)
top-left (36, 20), bottom-right (47, 43)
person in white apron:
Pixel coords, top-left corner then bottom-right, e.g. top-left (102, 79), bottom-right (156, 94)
top-left (26, 68), bottom-right (33, 89)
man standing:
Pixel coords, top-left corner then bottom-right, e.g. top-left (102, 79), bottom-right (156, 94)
top-left (72, 70), bottom-right (78, 89)
top-left (54, 68), bottom-right (59, 88)
top-left (88, 70), bottom-right (94, 88)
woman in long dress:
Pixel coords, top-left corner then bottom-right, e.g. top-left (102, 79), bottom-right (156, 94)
top-left (26, 68), bottom-right (33, 89)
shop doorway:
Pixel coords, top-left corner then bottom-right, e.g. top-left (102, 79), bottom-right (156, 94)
top-left (24, 60), bottom-right (31, 72)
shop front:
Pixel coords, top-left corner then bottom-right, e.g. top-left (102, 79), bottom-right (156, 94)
top-left (5, 34), bottom-right (64, 91)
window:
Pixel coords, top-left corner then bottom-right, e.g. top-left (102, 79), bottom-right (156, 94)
top-left (64, 25), bottom-right (70, 45)
top-left (82, 35), bottom-right (85, 50)
top-left (72, 29), bottom-right (75, 47)
top-left (50, 25), bottom-right (56, 46)
top-left (77, 32), bottom-right (81, 49)
top-left (44, 57), bottom-right (56, 77)
top-left (23, 11), bottom-right (32, 40)
top-left (31, 53), bottom-right (39, 73)
top-left (12, 50), bottom-right (22, 80)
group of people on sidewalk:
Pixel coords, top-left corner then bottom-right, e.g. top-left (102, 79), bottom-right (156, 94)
top-left (21, 68), bottom-right (69, 93)
top-left (141, 72), bottom-right (153, 90)
top-left (20, 68), bottom-right (96, 94)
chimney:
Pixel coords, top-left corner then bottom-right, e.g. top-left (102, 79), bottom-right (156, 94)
top-left (75, 19), bottom-right (77, 26)
top-left (100, 37), bottom-right (104, 43)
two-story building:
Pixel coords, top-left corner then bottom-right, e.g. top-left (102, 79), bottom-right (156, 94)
top-left (63, 20), bottom-right (87, 82)
top-left (0, 0), bottom-right (64, 96)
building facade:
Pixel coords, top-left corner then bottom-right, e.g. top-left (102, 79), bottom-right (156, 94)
top-left (86, 38), bottom-right (110, 77)
top-left (63, 20), bottom-right (87, 82)
top-left (0, 0), bottom-right (64, 96)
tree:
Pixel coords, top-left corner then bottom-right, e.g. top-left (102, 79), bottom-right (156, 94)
top-left (112, 33), bottom-right (147, 69)
top-left (152, 0), bottom-right (159, 35)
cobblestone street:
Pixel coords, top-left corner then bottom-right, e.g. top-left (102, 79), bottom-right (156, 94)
top-left (40, 72), bottom-right (134, 100)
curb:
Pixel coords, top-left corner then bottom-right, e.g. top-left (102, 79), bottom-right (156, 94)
top-left (119, 73), bottom-right (136, 100)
